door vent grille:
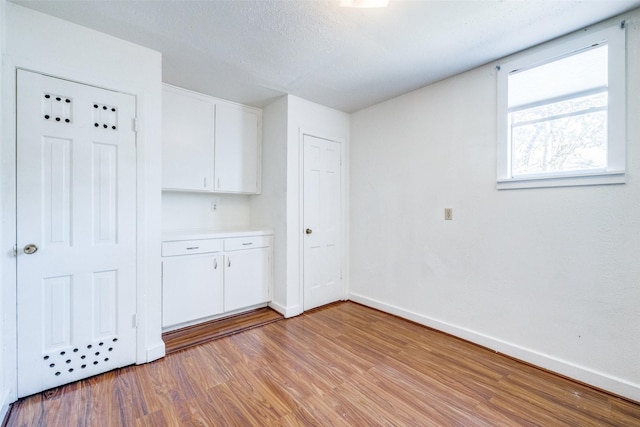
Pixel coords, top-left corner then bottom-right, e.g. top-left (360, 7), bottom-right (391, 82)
top-left (92, 102), bottom-right (118, 130)
top-left (43, 93), bottom-right (72, 124)
top-left (42, 337), bottom-right (119, 378)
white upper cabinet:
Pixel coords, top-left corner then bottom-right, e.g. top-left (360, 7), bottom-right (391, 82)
top-left (214, 103), bottom-right (260, 193)
top-left (162, 86), bottom-right (214, 191)
top-left (161, 84), bottom-right (261, 194)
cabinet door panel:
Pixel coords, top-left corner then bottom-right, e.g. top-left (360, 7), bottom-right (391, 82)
top-left (162, 88), bottom-right (214, 191)
top-left (214, 103), bottom-right (259, 193)
top-left (162, 254), bottom-right (223, 327)
top-left (224, 248), bottom-right (269, 312)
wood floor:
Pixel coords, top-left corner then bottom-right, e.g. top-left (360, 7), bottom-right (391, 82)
top-left (162, 307), bottom-right (284, 354)
top-left (5, 302), bottom-right (640, 426)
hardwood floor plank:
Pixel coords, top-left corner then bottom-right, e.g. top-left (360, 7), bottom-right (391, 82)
top-left (204, 382), bottom-right (265, 426)
top-left (265, 317), bottom-right (376, 375)
top-left (610, 398), bottom-right (640, 425)
top-left (134, 409), bottom-right (169, 427)
top-left (369, 362), bottom-right (489, 425)
top-left (162, 306), bottom-right (283, 354)
top-left (5, 302), bottom-right (640, 426)
top-left (500, 370), bottom-right (616, 422)
top-left (342, 369), bottom-right (455, 426)
top-left (112, 368), bottom-right (148, 419)
top-left (473, 400), bottom-right (543, 427)
top-left (488, 391), bottom-right (578, 426)
top-left (276, 405), bottom-right (323, 427)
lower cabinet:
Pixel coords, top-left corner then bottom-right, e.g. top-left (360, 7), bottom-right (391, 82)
top-left (162, 254), bottom-right (223, 327)
top-left (161, 233), bottom-right (272, 330)
top-left (224, 246), bottom-right (270, 312)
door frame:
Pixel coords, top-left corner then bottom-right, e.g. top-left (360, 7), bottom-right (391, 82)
top-left (298, 129), bottom-right (349, 312)
top-left (2, 60), bottom-right (162, 404)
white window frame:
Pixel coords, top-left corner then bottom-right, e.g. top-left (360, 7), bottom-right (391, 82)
top-left (497, 24), bottom-right (626, 190)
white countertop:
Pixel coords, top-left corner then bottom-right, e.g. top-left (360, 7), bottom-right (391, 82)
top-left (162, 228), bottom-right (273, 242)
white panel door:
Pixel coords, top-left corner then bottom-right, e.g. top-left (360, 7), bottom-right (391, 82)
top-left (303, 135), bottom-right (343, 311)
top-left (214, 103), bottom-right (259, 193)
top-left (16, 70), bottom-right (137, 397)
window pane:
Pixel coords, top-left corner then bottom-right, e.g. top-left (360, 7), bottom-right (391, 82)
top-left (508, 45), bottom-right (608, 109)
top-left (511, 109), bottom-right (607, 176)
top-left (511, 92), bottom-right (607, 124)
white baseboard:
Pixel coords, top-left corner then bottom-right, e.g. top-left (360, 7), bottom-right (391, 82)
top-left (268, 301), bottom-right (302, 318)
top-left (349, 293), bottom-right (640, 403)
top-left (144, 340), bottom-right (166, 363)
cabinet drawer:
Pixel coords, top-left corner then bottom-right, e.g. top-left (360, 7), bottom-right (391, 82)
top-left (224, 236), bottom-right (271, 252)
top-left (162, 239), bottom-right (222, 256)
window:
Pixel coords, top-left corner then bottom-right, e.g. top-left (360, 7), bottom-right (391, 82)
top-left (497, 24), bottom-right (626, 189)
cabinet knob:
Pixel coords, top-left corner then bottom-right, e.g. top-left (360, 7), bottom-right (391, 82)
top-left (305, 228), bottom-right (313, 235)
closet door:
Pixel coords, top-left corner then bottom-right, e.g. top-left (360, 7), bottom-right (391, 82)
top-left (16, 70), bottom-right (137, 397)
top-left (303, 134), bottom-right (344, 311)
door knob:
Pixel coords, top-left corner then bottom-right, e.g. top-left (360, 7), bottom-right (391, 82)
top-left (24, 244), bottom-right (38, 255)
top-left (305, 228), bottom-right (313, 234)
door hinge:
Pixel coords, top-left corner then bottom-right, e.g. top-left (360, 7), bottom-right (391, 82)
top-left (12, 245), bottom-right (17, 257)
top-left (132, 314), bottom-right (138, 328)
top-left (132, 118), bottom-right (139, 133)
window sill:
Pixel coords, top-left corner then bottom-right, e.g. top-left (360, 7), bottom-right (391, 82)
top-left (497, 171), bottom-right (625, 190)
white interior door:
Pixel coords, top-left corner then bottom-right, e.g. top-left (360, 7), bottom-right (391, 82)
top-left (16, 70), bottom-right (137, 397)
top-left (303, 134), bottom-right (343, 311)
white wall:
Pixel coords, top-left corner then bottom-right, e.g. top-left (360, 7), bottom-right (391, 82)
top-left (251, 96), bottom-right (289, 310)
top-left (253, 95), bottom-right (350, 317)
top-left (349, 12), bottom-right (640, 401)
top-left (162, 192), bottom-right (252, 232)
top-left (1, 2), bottom-right (164, 408)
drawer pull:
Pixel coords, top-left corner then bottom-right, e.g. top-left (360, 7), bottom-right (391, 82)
top-left (242, 242), bottom-right (253, 246)
top-left (186, 247), bottom-right (199, 250)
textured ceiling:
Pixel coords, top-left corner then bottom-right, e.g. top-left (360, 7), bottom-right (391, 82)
top-left (11, 0), bottom-right (640, 112)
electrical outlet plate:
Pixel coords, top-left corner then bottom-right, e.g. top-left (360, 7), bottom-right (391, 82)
top-left (211, 197), bottom-right (220, 212)
top-left (444, 208), bottom-right (453, 220)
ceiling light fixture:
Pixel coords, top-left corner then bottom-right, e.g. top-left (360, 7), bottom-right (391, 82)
top-left (340, 0), bottom-right (389, 8)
